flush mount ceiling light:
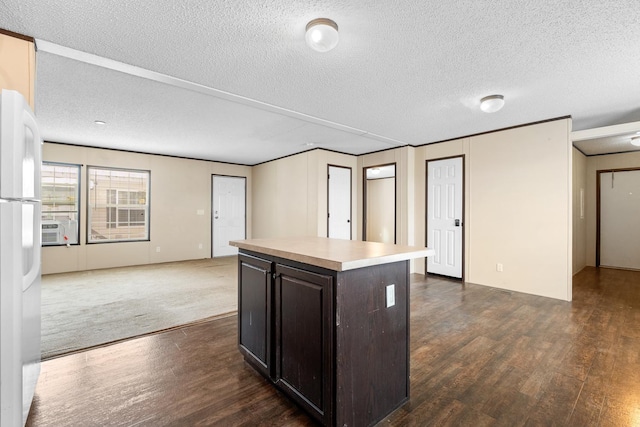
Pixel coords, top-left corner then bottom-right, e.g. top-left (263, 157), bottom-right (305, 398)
top-left (305, 18), bottom-right (339, 52)
top-left (94, 120), bottom-right (106, 125)
top-left (480, 95), bottom-right (505, 113)
top-left (631, 136), bottom-right (640, 147)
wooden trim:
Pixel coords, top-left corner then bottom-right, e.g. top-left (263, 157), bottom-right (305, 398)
top-left (45, 140), bottom-right (251, 167)
top-left (584, 149), bottom-right (640, 158)
top-left (363, 163), bottom-right (397, 244)
top-left (572, 145), bottom-right (588, 157)
top-left (596, 171), bottom-right (601, 267)
top-left (326, 164), bottom-right (353, 240)
top-left (357, 145), bottom-right (407, 157)
top-left (413, 116), bottom-right (572, 149)
top-left (0, 28), bottom-right (35, 43)
top-left (252, 147), bottom-right (357, 167)
top-left (425, 155), bottom-right (465, 281)
top-left (596, 166), bottom-right (640, 268)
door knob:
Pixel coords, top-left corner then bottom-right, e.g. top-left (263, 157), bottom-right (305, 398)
top-left (455, 219), bottom-right (461, 227)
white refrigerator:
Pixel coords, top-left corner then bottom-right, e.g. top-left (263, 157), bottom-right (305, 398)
top-left (0, 89), bottom-right (42, 426)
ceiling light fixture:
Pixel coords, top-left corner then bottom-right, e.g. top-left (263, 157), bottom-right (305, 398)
top-left (480, 95), bottom-right (505, 113)
top-left (305, 18), bottom-right (339, 52)
top-left (631, 136), bottom-right (640, 147)
top-left (94, 120), bottom-right (106, 125)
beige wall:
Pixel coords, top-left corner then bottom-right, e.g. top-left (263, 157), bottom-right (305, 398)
top-left (411, 119), bottom-right (572, 301)
top-left (365, 177), bottom-right (395, 243)
top-left (42, 143), bottom-right (252, 274)
top-left (585, 151), bottom-right (640, 267)
top-left (572, 148), bottom-right (587, 274)
top-left (467, 119), bottom-right (572, 300)
top-left (0, 31), bottom-right (36, 109)
top-left (44, 120), bottom-right (574, 302)
top-left (251, 149), bottom-right (357, 239)
top-left (413, 138), bottom-right (471, 276)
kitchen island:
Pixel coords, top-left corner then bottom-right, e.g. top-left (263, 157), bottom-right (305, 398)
top-left (230, 237), bottom-right (434, 427)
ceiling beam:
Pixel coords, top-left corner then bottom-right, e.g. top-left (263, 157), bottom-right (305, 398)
top-left (572, 121), bottom-right (640, 141)
top-left (35, 39), bottom-right (406, 148)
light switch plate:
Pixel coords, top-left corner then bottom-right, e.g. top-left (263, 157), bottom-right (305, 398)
top-left (386, 284), bottom-right (395, 308)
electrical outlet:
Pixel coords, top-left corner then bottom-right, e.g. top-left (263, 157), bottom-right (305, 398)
top-left (198, 243), bottom-right (203, 249)
top-left (156, 246), bottom-right (161, 253)
top-left (496, 263), bottom-right (503, 272)
top-left (386, 284), bottom-right (395, 308)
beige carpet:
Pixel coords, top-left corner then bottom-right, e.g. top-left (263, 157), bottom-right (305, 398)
top-left (41, 257), bottom-right (237, 359)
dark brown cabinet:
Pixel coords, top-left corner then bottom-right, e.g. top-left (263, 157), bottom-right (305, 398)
top-left (237, 253), bottom-right (273, 378)
top-left (236, 249), bottom-right (410, 427)
top-left (275, 264), bottom-right (333, 425)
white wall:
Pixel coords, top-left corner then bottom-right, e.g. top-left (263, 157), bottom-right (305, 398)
top-left (572, 148), bottom-right (587, 274)
top-left (585, 151), bottom-right (640, 266)
top-left (42, 143), bottom-right (252, 274)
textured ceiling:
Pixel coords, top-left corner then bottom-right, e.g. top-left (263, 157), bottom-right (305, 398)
top-left (2, 1), bottom-right (640, 164)
top-left (574, 132), bottom-right (640, 156)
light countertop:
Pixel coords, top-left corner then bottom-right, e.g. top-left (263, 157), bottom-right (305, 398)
top-left (230, 237), bottom-right (435, 272)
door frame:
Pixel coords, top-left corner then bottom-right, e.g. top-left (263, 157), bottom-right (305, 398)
top-left (327, 164), bottom-right (352, 239)
top-left (363, 162), bottom-right (397, 244)
top-left (425, 155), bottom-right (466, 280)
top-left (596, 166), bottom-right (640, 267)
top-left (211, 174), bottom-right (247, 258)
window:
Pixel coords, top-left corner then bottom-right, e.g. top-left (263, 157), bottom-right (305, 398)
top-left (41, 163), bottom-right (80, 246)
top-left (87, 167), bottom-right (150, 243)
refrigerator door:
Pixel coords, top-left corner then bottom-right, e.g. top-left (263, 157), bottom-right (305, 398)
top-left (0, 89), bottom-right (42, 201)
top-left (0, 89), bottom-right (42, 426)
top-left (0, 201), bottom-right (25, 427)
top-left (21, 201), bottom-right (41, 425)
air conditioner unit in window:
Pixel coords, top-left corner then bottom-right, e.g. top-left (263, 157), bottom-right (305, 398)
top-left (42, 220), bottom-right (78, 245)
top-left (42, 221), bottom-right (64, 245)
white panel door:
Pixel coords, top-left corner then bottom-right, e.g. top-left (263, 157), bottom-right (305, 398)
top-left (600, 170), bottom-right (640, 270)
top-left (328, 166), bottom-right (351, 239)
top-left (212, 176), bottom-right (246, 257)
top-left (427, 157), bottom-right (463, 278)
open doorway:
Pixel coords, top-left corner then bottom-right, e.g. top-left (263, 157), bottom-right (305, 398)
top-left (363, 163), bottom-right (396, 244)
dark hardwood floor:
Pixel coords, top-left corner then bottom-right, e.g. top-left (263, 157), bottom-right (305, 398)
top-left (26, 267), bottom-right (640, 426)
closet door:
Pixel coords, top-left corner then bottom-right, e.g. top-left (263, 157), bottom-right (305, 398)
top-left (600, 170), bottom-right (640, 270)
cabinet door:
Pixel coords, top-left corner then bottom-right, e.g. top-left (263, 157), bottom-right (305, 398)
top-left (238, 254), bottom-right (273, 378)
top-left (275, 264), bottom-right (333, 425)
